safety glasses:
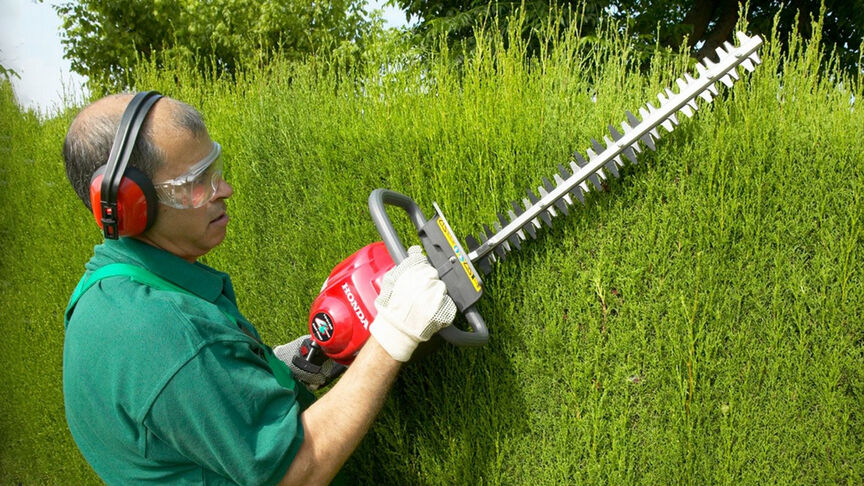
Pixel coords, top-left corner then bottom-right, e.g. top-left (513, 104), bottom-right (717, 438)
top-left (153, 142), bottom-right (224, 209)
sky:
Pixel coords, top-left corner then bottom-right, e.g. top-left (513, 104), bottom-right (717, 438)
top-left (0, 0), bottom-right (412, 114)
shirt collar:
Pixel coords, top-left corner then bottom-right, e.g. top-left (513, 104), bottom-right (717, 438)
top-left (89, 237), bottom-right (227, 302)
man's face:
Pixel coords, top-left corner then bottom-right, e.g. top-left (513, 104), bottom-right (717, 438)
top-left (138, 128), bottom-right (234, 262)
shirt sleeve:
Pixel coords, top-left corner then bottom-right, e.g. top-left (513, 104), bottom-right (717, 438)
top-left (144, 339), bottom-right (304, 486)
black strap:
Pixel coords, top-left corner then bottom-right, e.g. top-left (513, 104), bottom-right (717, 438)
top-left (100, 91), bottom-right (162, 238)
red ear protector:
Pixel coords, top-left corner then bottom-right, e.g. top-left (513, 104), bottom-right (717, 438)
top-left (89, 91), bottom-right (162, 239)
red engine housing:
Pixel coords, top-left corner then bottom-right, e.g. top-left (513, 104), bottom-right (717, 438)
top-left (308, 242), bottom-right (395, 365)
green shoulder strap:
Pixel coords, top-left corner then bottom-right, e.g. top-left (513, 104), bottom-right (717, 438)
top-left (63, 263), bottom-right (300, 393)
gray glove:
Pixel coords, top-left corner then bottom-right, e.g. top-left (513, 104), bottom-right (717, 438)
top-left (273, 335), bottom-right (345, 390)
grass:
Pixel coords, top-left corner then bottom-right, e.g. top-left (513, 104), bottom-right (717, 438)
top-left (1, 12), bottom-right (862, 484)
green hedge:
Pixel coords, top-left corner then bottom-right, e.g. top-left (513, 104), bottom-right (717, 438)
top-left (1, 15), bottom-right (862, 484)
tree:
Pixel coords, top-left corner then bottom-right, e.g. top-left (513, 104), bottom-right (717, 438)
top-left (55, 0), bottom-right (371, 92)
top-left (609, 0), bottom-right (863, 70)
top-left (396, 0), bottom-right (606, 47)
top-left (392, 0), bottom-right (864, 73)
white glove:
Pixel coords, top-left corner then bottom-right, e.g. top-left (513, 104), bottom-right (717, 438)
top-left (370, 246), bottom-right (457, 362)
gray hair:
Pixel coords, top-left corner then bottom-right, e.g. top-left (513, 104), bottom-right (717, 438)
top-left (63, 95), bottom-right (207, 209)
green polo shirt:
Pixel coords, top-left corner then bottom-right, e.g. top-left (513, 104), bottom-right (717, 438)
top-left (63, 237), bottom-right (312, 485)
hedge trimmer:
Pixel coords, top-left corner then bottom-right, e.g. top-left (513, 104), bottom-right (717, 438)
top-left (293, 32), bottom-right (763, 372)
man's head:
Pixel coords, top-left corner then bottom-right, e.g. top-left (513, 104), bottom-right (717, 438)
top-left (64, 94), bottom-right (234, 262)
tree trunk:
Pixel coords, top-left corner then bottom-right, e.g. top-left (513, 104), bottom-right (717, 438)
top-left (681, 0), bottom-right (718, 48)
top-left (696, 0), bottom-right (741, 61)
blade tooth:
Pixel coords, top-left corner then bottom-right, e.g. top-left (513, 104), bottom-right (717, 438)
top-left (579, 181), bottom-right (590, 193)
top-left (715, 46), bottom-right (728, 60)
top-left (507, 233), bottom-right (521, 250)
top-left (727, 68), bottom-right (740, 81)
top-left (539, 211), bottom-right (553, 228)
top-left (622, 145), bottom-right (638, 164)
top-left (695, 61), bottom-right (709, 78)
top-left (684, 73), bottom-right (696, 84)
top-left (557, 163), bottom-right (572, 180)
top-left (621, 120), bottom-right (633, 136)
top-left (495, 246), bottom-right (507, 259)
top-left (542, 176), bottom-right (555, 192)
top-left (676, 77), bottom-right (688, 92)
top-left (478, 226), bottom-right (489, 243)
top-left (569, 160), bottom-right (581, 174)
top-left (477, 256), bottom-right (493, 275)
top-left (587, 173), bottom-right (603, 192)
top-left (510, 200), bottom-right (524, 216)
top-left (698, 89), bottom-right (714, 103)
top-left (626, 110), bottom-right (640, 127)
top-left (604, 159), bottom-right (620, 178)
top-left (573, 151), bottom-right (588, 168)
top-left (590, 138), bottom-right (606, 155)
top-left (687, 99), bottom-right (698, 111)
top-left (641, 132), bottom-right (656, 151)
top-left (722, 40), bottom-right (735, 53)
top-left (708, 83), bottom-right (719, 96)
top-left (664, 88), bottom-right (676, 101)
top-left (661, 119), bottom-right (675, 132)
top-left (586, 147), bottom-right (599, 162)
top-left (553, 198), bottom-right (569, 215)
top-left (570, 184), bottom-right (585, 204)
top-left (607, 124), bottom-right (623, 141)
top-left (595, 167), bottom-right (607, 181)
top-left (679, 104), bottom-right (694, 118)
top-left (483, 223), bottom-right (495, 240)
top-left (497, 211), bottom-right (509, 228)
top-left (749, 51), bottom-right (762, 65)
top-left (740, 58), bottom-right (755, 72)
top-left (465, 234), bottom-right (480, 252)
top-left (656, 92), bottom-right (668, 106)
top-left (719, 74), bottom-right (734, 88)
top-left (639, 106), bottom-right (651, 121)
top-left (650, 127), bottom-right (660, 139)
top-left (735, 31), bottom-right (750, 45)
top-left (669, 112), bottom-right (679, 125)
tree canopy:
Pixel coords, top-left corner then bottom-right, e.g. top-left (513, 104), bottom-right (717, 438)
top-left (393, 0), bottom-right (863, 72)
top-left (55, 0), bottom-right (371, 92)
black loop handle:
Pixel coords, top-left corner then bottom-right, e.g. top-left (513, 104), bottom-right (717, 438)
top-left (368, 189), bottom-right (488, 347)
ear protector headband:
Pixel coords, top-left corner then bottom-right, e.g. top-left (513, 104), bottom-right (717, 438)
top-left (89, 91), bottom-right (162, 239)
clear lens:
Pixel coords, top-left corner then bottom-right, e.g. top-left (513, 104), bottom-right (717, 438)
top-left (154, 143), bottom-right (223, 209)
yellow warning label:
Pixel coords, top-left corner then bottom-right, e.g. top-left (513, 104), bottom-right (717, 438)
top-left (438, 217), bottom-right (482, 293)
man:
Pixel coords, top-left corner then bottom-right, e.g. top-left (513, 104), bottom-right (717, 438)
top-left (62, 93), bottom-right (455, 485)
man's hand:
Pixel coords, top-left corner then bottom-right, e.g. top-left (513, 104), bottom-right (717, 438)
top-left (369, 246), bottom-right (456, 362)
